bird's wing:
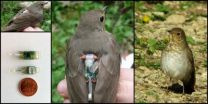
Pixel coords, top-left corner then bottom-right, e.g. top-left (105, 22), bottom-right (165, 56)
top-left (185, 47), bottom-right (195, 84)
top-left (65, 37), bottom-right (88, 103)
top-left (4, 9), bottom-right (41, 31)
top-left (7, 1), bottom-right (38, 24)
top-left (94, 32), bottom-right (121, 102)
top-left (66, 37), bottom-right (83, 77)
top-left (186, 47), bottom-right (195, 76)
top-left (5, 7), bottom-right (26, 26)
top-left (10, 10), bottom-right (39, 25)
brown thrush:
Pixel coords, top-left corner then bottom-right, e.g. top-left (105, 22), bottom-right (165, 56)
top-left (2, 1), bottom-right (48, 32)
top-left (161, 27), bottom-right (195, 94)
top-left (65, 8), bottom-right (120, 103)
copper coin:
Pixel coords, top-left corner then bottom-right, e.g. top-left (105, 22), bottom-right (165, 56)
top-left (18, 78), bottom-right (38, 96)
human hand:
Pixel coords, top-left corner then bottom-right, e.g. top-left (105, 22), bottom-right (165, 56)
top-left (57, 68), bottom-right (133, 103)
top-left (23, 26), bottom-right (43, 31)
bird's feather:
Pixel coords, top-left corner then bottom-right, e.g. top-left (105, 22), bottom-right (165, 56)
top-left (66, 31), bottom-right (120, 102)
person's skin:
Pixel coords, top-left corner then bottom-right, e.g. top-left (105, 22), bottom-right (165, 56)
top-left (23, 26), bottom-right (43, 31)
top-left (57, 68), bottom-right (133, 103)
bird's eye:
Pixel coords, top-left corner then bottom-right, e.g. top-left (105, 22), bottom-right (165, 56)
top-left (100, 16), bottom-right (104, 22)
top-left (177, 32), bottom-right (180, 35)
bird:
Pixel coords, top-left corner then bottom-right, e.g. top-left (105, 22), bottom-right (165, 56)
top-left (65, 8), bottom-right (121, 103)
top-left (2, 1), bottom-right (48, 32)
top-left (161, 27), bottom-right (195, 94)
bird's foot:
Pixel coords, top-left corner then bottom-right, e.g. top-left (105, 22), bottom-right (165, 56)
top-left (182, 85), bottom-right (185, 94)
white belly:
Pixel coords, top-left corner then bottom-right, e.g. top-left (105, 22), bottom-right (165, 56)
top-left (161, 52), bottom-right (191, 81)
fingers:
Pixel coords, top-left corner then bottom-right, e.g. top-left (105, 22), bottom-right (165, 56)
top-left (117, 69), bottom-right (134, 103)
top-left (23, 26), bottom-right (43, 31)
top-left (63, 99), bottom-right (71, 103)
top-left (117, 80), bottom-right (133, 103)
top-left (57, 79), bottom-right (69, 98)
top-left (120, 68), bottom-right (133, 82)
top-left (57, 69), bottom-right (134, 103)
top-left (57, 79), bottom-right (71, 103)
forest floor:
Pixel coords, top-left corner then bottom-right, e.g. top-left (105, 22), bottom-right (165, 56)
top-left (135, 1), bottom-right (207, 103)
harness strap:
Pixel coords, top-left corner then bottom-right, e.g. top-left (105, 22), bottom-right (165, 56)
top-left (83, 54), bottom-right (98, 102)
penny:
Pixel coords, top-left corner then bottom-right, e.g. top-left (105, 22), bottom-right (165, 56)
top-left (18, 78), bottom-right (38, 96)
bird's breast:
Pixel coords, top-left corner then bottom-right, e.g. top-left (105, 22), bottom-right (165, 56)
top-left (161, 51), bottom-right (191, 81)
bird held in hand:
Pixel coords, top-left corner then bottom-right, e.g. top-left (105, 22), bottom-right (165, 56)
top-left (65, 8), bottom-right (120, 103)
top-left (161, 27), bottom-right (195, 94)
top-left (2, 1), bottom-right (48, 32)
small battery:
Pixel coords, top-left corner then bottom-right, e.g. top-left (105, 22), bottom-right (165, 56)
top-left (16, 51), bottom-right (39, 60)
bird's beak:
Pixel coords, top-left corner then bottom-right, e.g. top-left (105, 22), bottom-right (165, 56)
top-left (43, 1), bottom-right (49, 5)
top-left (166, 29), bottom-right (173, 41)
top-left (103, 6), bottom-right (108, 13)
top-left (167, 30), bottom-right (171, 34)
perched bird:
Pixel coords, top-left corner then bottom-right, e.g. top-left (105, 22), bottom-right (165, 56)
top-left (161, 28), bottom-right (195, 94)
top-left (2, 1), bottom-right (48, 32)
top-left (65, 8), bottom-right (121, 103)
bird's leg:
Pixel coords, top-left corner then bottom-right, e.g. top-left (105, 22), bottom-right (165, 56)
top-left (158, 70), bottom-right (163, 84)
top-left (168, 77), bottom-right (174, 92)
top-left (165, 74), bottom-right (172, 94)
top-left (167, 76), bottom-right (170, 92)
top-left (164, 73), bottom-right (170, 92)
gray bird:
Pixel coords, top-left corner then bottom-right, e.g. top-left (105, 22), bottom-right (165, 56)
top-left (66, 8), bottom-right (121, 103)
top-left (161, 28), bottom-right (195, 94)
top-left (2, 1), bottom-right (48, 32)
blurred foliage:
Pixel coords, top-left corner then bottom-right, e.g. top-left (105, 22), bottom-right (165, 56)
top-left (154, 3), bottom-right (170, 14)
top-left (135, 38), bottom-right (167, 69)
top-left (179, 1), bottom-right (196, 10)
top-left (186, 36), bottom-right (196, 45)
top-left (135, 1), bottom-right (203, 24)
top-left (136, 38), bottom-right (168, 54)
top-left (52, 1), bottom-right (133, 102)
top-left (1, 1), bottom-right (51, 31)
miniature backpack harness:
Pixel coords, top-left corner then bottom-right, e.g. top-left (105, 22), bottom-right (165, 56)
top-left (80, 53), bottom-right (98, 102)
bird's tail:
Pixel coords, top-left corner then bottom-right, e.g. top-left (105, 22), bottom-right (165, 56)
top-left (2, 26), bottom-right (16, 32)
top-left (184, 70), bottom-right (195, 94)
